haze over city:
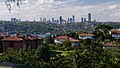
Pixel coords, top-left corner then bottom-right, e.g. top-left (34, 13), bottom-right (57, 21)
top-left (0, 0), bottom-right (120, 22)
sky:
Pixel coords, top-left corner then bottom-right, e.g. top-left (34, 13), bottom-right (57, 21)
top-left (0, 0), bottom-right (120, 22)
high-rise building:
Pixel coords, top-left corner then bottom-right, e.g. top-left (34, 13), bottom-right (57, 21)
top-left (52, 18), bottom-right (54, 22)
top-left (81, 17), bottom-right (84, 22)
top-left (70, 18), bottom-right (73, 23)
top-left (59, 16), bottom-right (63, 24)
top-left (88, 13), bottom-right (91, 22)
top-left (40, 18), bottom-right (42, 22)
top-left (84, 18), bottom-right (86, 22)
top-left (68, 18), bottom-right (70, 22)
top-left (72, 15), bottom-right (75, 22)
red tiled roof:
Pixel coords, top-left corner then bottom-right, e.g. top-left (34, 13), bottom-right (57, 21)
top-left (23, 37), bottom-right (32, 40)
top-left (56, 36), bottom-right (69, 39)
top-left (30, 36), bottom-right (43, 40)
top-left (69, 38), bottom-right (79, 42)
top-left (2, 36), bottom-right (23, 41)
top-left (111, 29), bottom-right (120, 34)
top-left (80, 33), bottom-right (95, 36)
top-left (0, 33), bottom-right (9, 37)
top-left (103, 43), bottom-right (118, 47)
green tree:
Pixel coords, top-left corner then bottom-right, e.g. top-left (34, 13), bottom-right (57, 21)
top-left (94, 24), bottom-right (113, 41)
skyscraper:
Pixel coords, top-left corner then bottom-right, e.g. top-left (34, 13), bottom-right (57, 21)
top-left (81, 17), bottom-right (84, 22)
top-left (84, 18), bottom-right (86, 22)
top-left (59, 16), bottom-right (63, 24)
top-left (52, 18), bottom-right (54, 22)
top-left (88, 13), bottom-right (91, 22)
top-left (72, 15), bottom-right (75, 22)
top-left (68, 18), bottom-right (70, 22)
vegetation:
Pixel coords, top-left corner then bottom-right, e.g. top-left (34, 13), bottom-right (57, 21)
top-left (0, 24), bottom-right (119, 68)
top-left (0, 40), bottom-right (119, 68)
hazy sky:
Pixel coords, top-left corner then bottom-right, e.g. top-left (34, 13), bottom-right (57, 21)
top-left (0, 0), bottom-right (120, 22)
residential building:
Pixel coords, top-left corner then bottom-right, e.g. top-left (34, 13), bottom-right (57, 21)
top-left (2, 36), bottom-right (24, 51)
top-left (103, 43), bottom-right (120, 49)
top-left (54, 36), bottom-right (80, 46)
top-left (1, 34), bottom-right (43, 52)
top-left (79, 33), bottom-right (95, 40)
top-left (111, 29), bottom-right (120, 39)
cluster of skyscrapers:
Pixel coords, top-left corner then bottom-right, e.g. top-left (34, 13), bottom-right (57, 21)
top-left (10, 13), bottom-right (92, 24)
top-left (81, 13), bottom-right (92, 22)
top-left (40, 13), bottom-right (92, 24)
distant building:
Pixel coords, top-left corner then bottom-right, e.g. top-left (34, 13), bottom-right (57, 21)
top-left (11, 18), bottom-right (19, 22)
top-left (40, 18), bottom-right (42, 22)
top-left (111, 29), bottom-right (120, 39)
top-left (102, 43), bottom-right (120, 49)
top-left (88, 13), bottom-right (92, 22)
top-left (68, 18), bottom-right (70, 22)
top-left (70, 18), bottom-right (73, 23)
top-left (81, 17), bottom-right (84, 22)
top-left (84, 18), bottom-right (86, 22)
top-left (52, 18), bottom-right (54, 22)
top-left (79, 33), bottom-right (95, 40)
top-left (1, 34), bottom-right (43, 52)
top-left (43, 18), bottom-right (47, 22)
top-left (59, 16), bottom-right (63, 24)
top-left (72, 15), bottom-right (75, 22)
top-left (54, 36), bottom-right (80, 46)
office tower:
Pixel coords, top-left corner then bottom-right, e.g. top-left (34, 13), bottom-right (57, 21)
top-left (72, 15), bottom-right (75, 22)
top-left (84, 18), bottom-right (86, 22)
top-left (70, 18), bottom-right (73, 23)
top-left (40, 18), bottom-right (42, 22)
top-left (81, 17), bottom-right (84, 22)
top-left (88, 13), bottom-right (91, 22)
top-left (57, 19), bottom-right (59, 23)
top-left (59, 16), bottom-right (63, 24)
top-left (68, 18), bottom-right (70, 22)
top-left (52, 18), bottom-right (54, 22)
top-left (43, 18), bottom-right (46, 22)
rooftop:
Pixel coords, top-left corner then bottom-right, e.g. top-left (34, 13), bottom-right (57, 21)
top-left (2, 36), bottom-right (23, 41)
top-left (0, 33), bottom-right (9, 37)
top-left (69, 38), bottom-right (80, 42)
top-left (79, 33), bottom-right (95, 36)
top-left (103, 43), bottom-right (119, 47)
top-left (111, 29), bottom-right (120, 34)
top-left (56, 36), bottom-right (69, 39)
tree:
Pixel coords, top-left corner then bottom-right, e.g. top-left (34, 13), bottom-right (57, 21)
top-left (5, 0), bottom-right (22, 13)
top-left (94, 24), bottom-right (113, 41)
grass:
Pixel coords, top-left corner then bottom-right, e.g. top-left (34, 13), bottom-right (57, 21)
top-left (51, 50), bottom-right (73, 56)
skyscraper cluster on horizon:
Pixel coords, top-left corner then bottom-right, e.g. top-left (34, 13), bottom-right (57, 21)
top-left (10, 13), bottom-right (93, 24)
top-left (39, 13), bottom-right (93, 24)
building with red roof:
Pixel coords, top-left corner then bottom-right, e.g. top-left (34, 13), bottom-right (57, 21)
top-left (79, 33), bottom-right (95, 40)
top-left (2, 36), bottom-right (24, 51)
top-left (54, 36), bottom-right (80, 46)
top-left (0, 34), bottom-right (44, 52)
top-left (111, 29), bottom-right (120, 39)
top-left (102, 43), bottom-right (120, 49)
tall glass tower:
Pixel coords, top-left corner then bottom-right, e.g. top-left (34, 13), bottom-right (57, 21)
top-left (88, 13), bottom-right (91, 22)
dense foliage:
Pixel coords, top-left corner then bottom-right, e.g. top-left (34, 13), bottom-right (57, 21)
top-left (0, 42), bottom-right (119, 68)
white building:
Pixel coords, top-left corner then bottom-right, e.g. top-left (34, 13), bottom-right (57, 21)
top-left (54, 36), bottom-right (80, 46)
top-left (79, 33), bottom-right (95, 40)
top-left (111, 29), bottom-right (120, 39)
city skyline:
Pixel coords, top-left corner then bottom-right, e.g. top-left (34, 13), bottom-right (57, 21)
top-left (0, 0), bottom-right (120, 22)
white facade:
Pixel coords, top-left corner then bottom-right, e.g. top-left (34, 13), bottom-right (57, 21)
top-left (79, 36), bottom-right (94, 40)
top-left (112, 34), bottom-right (120, 39)
top-left (54, 39), bottom-right (67, 44)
